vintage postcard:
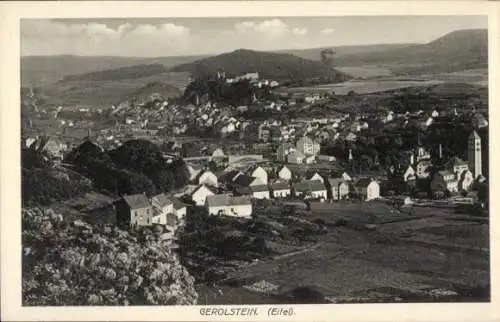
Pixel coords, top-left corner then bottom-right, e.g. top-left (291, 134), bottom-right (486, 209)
top-left (1, 1), bottom-right (499, 321)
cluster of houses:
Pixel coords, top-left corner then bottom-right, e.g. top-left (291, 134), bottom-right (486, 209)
top-left (114, 192), bottom-right (188, 234)
top-left (390, 131), bottom-right (485, 197)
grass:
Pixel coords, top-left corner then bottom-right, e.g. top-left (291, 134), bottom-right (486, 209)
top-left (207, 202), bottom-right (490, 304)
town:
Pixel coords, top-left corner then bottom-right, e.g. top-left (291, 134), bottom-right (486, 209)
top-left (20, 19), bottom-right (490, 306)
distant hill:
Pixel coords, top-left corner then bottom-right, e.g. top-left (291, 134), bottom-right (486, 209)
top-left (278, 43), bottom-right (416, 61)
top-left (21, 54), bottom-right (205, 86)
top-left (170, 49), bottom-right (350, 83)
top-left (333, 29), bottom-right (488, 74)
top-left (61, 64), bottom-right (168, 82)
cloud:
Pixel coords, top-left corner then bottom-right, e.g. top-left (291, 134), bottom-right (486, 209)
top-left (234, 19), bottom-right (289, 38)
top-left (22, 20), bottom-right (191, 56)
top-left (292, 27), bottom-right (308, 36)
top-left (321, 28), bottom-right (335, 35)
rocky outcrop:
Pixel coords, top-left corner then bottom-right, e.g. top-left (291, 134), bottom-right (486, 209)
top-left (22, 208), bottom-right (198, 306)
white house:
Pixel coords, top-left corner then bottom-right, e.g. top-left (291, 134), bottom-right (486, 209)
top-left (354, 178), bottom-right (380, 201)
top-left (205, 194), bottom-right (253, 218)
top-left (191, 184), bottom-right (217, 206)
top-left (431, 110), bottom-right (439, 117)
top-left (198, 170), bottom-right (218, 187)
top-left (250, 166), bottom-right (268, 185)
top-left (278, 165), bottom-right (293, 181)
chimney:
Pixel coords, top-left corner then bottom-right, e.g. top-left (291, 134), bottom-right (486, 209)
top-left (438, 144), bottom-right (443, 159)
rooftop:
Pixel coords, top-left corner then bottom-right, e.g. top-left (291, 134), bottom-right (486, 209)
top-left (206, 194), bottom-right (252, 207)
top-left (123, 194), bottom-right (150, 209)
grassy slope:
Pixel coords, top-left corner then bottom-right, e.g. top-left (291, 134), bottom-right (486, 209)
top-left (333, 29), bottom-right (488, 74)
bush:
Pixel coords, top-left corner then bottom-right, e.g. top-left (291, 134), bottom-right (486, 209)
top-left (22, 168), bottom-right (91, 206)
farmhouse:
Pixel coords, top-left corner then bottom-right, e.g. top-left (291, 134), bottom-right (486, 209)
top-left (191, 184), bottom-right (217, 206)
top-left (205, 194), bottom-right (253, 218)
top-left (115, 194), bottom-right (153, 228)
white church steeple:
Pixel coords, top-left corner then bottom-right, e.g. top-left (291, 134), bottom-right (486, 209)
top-left (468, 131), bottom-right (482, 179)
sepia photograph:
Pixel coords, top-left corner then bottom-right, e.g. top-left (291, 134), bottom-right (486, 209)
top-left (1, 1), bottom-right (498, 321)
top-left (18, 14), bottom-right (491, 306)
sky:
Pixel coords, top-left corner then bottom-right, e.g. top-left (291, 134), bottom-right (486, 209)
top-left (21, 16), bottom-right (487, 57)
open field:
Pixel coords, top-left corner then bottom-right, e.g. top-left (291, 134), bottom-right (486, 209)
top-left (286, 79), bottom-right (446, 95)
top-left (336, 65), bottom-right (393, 79)
top-left (202, 202), bottom-right (489, 304)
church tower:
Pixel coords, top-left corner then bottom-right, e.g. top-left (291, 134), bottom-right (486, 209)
top-left (468, 131), bottom-right (482, 178)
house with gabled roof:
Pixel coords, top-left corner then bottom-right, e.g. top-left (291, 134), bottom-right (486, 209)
top-left (197, 170), bottom-right (219, 187)
top-left (353, 178), bottom-right (380, 201)
top-left (205, 194), bottom-right (253, 218)
top-left (249, 165), bottom-right (268, 184)
top-left (278, 165), bottom-right (293, 181)
top-left (115, 193), bottom-right (153, 228)
top-left (191, 184), bottom-right (218, 206)
top-left (328, 178), bottom-right (350, 200)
